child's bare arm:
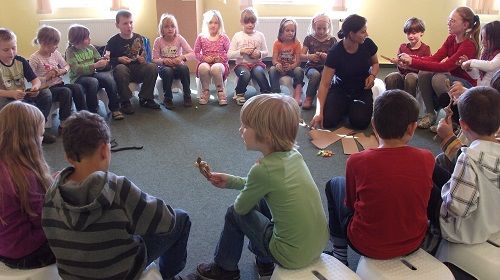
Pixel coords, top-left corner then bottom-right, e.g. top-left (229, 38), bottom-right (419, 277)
top-left (0, 89), bottom-right (25, 99)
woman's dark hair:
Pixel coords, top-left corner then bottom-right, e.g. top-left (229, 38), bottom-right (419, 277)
top-left (338, 14), bottom-right (367, 39)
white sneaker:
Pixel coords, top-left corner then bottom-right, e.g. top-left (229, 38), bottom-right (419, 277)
top-left (235, 94), bottom-right (246, 106)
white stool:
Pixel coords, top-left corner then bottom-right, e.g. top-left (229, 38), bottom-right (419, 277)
top-left (435, 231), bottom-right (500, 280)
top-left (155, 78), bottom-right (184, 103)
top-left (0, 262), bottom-right (60, 280)
top-left (271, 253), bottom-right (360, 280)
top-left (355, 248), bottom-right (454, 280)
top-left (371, 78), bottom-right (386, 100)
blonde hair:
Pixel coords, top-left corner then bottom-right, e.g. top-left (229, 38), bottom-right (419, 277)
top-left (308, 12), bottom-right (332, 37)
top-left (201, 10), bottom-right (225, 36)
top-left (454, 6), bottom-right (481, 57)
top-left (158, 13), bottom-right (179, 37)
top-left (0, 102), bottom-right (52, 225)
top-left (33, 25), bottom-right (61, 46)
top-left (240, 94), bottom-right (300, 152)
top-left (67, 24), bottom-right (90, 46)
top-left (0, 28), bottom-right (16, 43)
top-left (241, 7), bottom-right (258, 24)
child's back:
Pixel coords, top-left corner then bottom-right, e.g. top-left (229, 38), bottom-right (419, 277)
top-left (345, 145), bottom-right (434, 258)
top-left (438, 86), bottom-right (500, 244)
top-left (43, 170), bottom-right (174, 278)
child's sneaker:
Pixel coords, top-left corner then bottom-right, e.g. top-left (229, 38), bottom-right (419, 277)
top-left (417, 113), bottom-right (437, 129)
top-left (293, 85), bottom-right (303, 106)
top-left (255, 257), bottom-right (275, 278)
top-left (302, 96), bottom-right (314, 110)
top-left (183, 94), bottom-right (193, 107)
top-left (163, 98), bottom-right (175, 110)
top-left (199, 90), bottom-right (209, 105)
top-left (217, 90), bottom-right (228, 106)
top-left (112, 111), bottom-right (125, 120)
top-left (197, 262), bottom-right (240, 280)
top-left (235, 94), bottom-right (246, 106)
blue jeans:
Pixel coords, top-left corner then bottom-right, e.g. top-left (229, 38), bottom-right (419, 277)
top-left (268, 66), bottom-right (304, 93)
top-left (234, 65), bottom-right (271, 94)
top-left (25, 88), bottom-right (52, 120)
top-left (305, 67), bottom-right (322, 98)
top-left (158, 64), bottom-right (191, 100)
top-left (325, 177), bottom-right (353, 245)
top-left (143, 209), bottom-right (191, 279)
top-left (76, 71), bottom-right (119, 113)
top-left (214, 199), bottom-right (278, 271)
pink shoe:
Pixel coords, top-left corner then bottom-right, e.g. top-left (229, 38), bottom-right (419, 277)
top-left (302, 96), bottom-right (314, 110)
top-left (217, 90), bottom-right (227, 106)
top-left (294, 85), bottom-right (303, 106)
top-left (199, 90), bottom-right (209, 105)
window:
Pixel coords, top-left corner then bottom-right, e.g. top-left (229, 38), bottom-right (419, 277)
top-left (253, 0), bottom-right (345, 10)
top-left (51, 0), bottom-right (111, 9)
top-left (467, 0), bottom-right (499, 14)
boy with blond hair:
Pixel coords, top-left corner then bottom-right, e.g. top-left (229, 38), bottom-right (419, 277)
top-left (196, 94), bottom-right (329, 279)
top-left (42, 111), bottom-right (191, 280)
top-left (0, 28), bottom-right (56, 143)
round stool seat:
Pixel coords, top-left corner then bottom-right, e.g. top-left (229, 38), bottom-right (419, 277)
top-left (271, 253), bottom-right (360, 280)
top-left (0, 262), bottom-right (60, 280)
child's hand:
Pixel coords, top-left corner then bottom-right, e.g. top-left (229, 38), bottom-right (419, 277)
top-left (46, 69), bottom-right (58, 80)
top-left (118, 56), bottom-right (133, 64)
top-left (250, 49), bottom-right (260, 59)
top-left (449, 81), bottom-right (466, 104)
top-left (457, 55), bottom-right (468, 66)
top-left (309, 53), bottom-right (320, 63)
top-left (9, 90), bottom-right (26, 100)
top-left (213, 56), bottom-right (221, 63)
top-left (398, 53), bottom-right (412, 65)
top-left (137, 56), bottom-right (146, 64)
top-left (461, 60), bottom-right (472, 71)
top-left (172, 56), bottom-right (183, 65)
top-left (437, 114), bottom-right (454, 142)
top-left (94, 59), bottom-right (108, 69)
top-left (208, 172), bottom-right (229, 189)
top-left (204, 56), bottom-right (215, 64)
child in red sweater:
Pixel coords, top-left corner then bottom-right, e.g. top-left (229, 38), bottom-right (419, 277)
top-left (325, 90), bottom-right (434, 265)
top-left (399, 6), bottom-right (480, 129)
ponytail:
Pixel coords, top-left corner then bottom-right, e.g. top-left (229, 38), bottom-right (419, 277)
top-left (455, 7), bottom-right (480, 57)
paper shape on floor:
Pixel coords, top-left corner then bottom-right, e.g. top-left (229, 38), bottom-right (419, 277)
top-left (354, 133), bottom-right (379, 150)
top-left (342, 136), bottom-right (359, 155)
top-left (309, 127), bottom-right (354, 149)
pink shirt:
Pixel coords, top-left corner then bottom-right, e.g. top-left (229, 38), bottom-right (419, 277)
top-left (152, 34), bottom-right (195, 65)
top-left (193, 33), bottom-right (230, 79)
top-left (0, 161), bottom-right (47, 259)
top-left (29, 50), bottom-right (68, 86)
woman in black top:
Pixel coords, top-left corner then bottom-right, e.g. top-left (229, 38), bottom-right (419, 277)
top-left (311, 14), bottom-right (379, 130)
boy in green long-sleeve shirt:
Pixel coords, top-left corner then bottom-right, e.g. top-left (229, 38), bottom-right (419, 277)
top-left (196, 94), bottom-right (329, 280)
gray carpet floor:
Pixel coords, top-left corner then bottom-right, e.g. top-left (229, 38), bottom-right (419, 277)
top-left (42, 66), bottom-right (442, 279)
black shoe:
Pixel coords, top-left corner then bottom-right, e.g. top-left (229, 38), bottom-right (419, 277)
top-left (163, 98), bottom-right (175, 110)
top-left (183, 94), bottom-right (193, 107)
top-left (197, 262), bottom-right (240, 280)
top-left (42, 131), bottom-right (56, 144)
top-left (120, 101), bottom-right (135, 114)
top-left (140, 98), bottom-right (161, 110)
top-left (255, 258), bottom-right (275, 277)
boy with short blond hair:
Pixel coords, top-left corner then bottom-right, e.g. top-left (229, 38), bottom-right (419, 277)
top-left (107, 10), bottom-right (160, 114)
top-left (325, 90), bottom-right (435, 264)
top-left (42, 111), bottom-right (191, 280)
top-left (196, 94), bottom-right (329, 279)
top-left (0, 28), bottom-right (56, 143)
